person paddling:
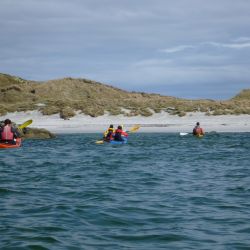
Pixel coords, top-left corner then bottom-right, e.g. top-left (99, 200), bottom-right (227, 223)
top-left (193, 122), bottom-right (204, 136)
top-left (103, 124), bottom-right (115, 142)
top-left (0, 119), bottom-right (21, 144)
top-left (114, 125), bottom-right (128, 141)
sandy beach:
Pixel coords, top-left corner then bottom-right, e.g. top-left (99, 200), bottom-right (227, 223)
top-left (1, 110), bottom-right (250, 133)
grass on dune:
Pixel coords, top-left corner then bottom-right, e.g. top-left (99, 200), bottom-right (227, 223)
top-left (0, 73), bottom-right (250, 119)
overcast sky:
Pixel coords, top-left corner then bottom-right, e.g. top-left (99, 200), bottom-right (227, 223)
top-left (1, 0), bottom-right (250, 99)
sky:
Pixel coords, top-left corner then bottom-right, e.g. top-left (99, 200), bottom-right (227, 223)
top-left (1, 0), bottom-right (250, 100)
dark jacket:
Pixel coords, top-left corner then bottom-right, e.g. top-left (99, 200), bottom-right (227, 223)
top-left (114, 129), bottom-right (128, 141)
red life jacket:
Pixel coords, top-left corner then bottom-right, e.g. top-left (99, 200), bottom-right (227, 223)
top-left (195, 127), bottom-right (204, 135)
top-left (1, 125), bottom-right (14, 140)
top-left (115, 129), bottom-right (128, 137)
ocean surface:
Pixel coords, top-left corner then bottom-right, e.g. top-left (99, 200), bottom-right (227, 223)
top-left (1, 133), bottom-right (250, 250)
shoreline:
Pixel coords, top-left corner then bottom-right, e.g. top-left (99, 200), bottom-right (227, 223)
top-left (1, 110), bottom-right (250, 133)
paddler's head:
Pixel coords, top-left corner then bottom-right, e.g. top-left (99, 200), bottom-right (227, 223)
top-left (4, 119), bottom-right (11, 125)
top-left (109, 124), bottom-right (113, 128)
top-left (117, 125), bottom-right (122, 130)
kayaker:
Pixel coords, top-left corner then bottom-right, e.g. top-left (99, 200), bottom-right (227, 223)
top-left (103, 124), bottom-right (115, 142)
top-left (0, 119), bottom-right (20, 144)
top-left (114, 125), bottom-right (128, 141)
top-left (192, 122), bottom-right (204, 136)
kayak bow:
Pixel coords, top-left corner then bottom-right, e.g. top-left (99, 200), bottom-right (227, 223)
top-left (0, 138), bottom-right (22, 149)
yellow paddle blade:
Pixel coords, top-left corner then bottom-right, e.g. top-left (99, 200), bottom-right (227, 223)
top-left (18, 119), bottom-right (33, 129)
top-left (128, 124), bottom-right (140, 133)
top-left (95, 140), bottom-right (104, 144)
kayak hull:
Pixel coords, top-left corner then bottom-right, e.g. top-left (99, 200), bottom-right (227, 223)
top-left (196, 134), bottom-right (204, 138)
top-left (109, 138), bottom-right (128, 145)
top-left (0, 138), bottom-right (22, 149)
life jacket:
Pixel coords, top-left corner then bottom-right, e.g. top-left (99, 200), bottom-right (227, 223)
top-left (1, 125), bottom-right (14, 140)
top-left (114, 129), bottom-right (123, 141)
top-left (105, 129), bottom-right (114, 140)
top-left (114, 129), bottom-right (128, 141)
top-left (103, 128), bottom-right (115, 137)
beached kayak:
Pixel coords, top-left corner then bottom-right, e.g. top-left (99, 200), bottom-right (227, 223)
top-left (0, 138), bottom-right (22, 149)
top-left (109, 138), bottom-right (128, 145)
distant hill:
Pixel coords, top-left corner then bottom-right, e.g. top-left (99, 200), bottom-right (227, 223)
top-left (232, 89), bottom-right (250, 100)
top-left (0, 73), bottom-right (250, 119)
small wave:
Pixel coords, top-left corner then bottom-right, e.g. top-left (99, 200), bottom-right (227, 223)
top-left (28, 236), bottom-right (60, 244)
top-left (236, 227), bottom-right (250, 233)
top-left (24, 244), bottom-right (50, 250)
top-left (0, 187), bottom-right (26, 195)
top-left (110, 233), bottom-right (188, 242)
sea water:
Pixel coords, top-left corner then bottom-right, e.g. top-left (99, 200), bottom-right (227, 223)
top-left (0, 133), bottom-right (250, 250)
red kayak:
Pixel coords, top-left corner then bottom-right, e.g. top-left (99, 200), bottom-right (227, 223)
top-left (0, 138), bottom-right (22, 149)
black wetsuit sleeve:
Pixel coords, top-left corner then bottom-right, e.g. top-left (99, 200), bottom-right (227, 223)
top-left (11, 127), bottom-right (20, 138)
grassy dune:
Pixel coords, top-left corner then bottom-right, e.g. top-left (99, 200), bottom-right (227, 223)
top-left (0, 73), bottom-right (250, 119)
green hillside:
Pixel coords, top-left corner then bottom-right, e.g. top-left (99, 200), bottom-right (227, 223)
top-left (0, 73), bottom-right (250, 119)
top-left (233, 89), bottom-right (250, 100)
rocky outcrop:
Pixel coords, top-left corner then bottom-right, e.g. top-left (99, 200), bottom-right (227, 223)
top-left (21, 127), bottom-right (55, 139)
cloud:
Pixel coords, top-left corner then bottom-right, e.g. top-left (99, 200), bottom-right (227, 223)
top-left (233, 37), bottom-right (250, 42)
top-left (0, 0), bottom-right (250, 99)
top-left (160, 40), bottom-right (250, 55)
top-left (160, 45), bottom-right (195, 53)
top-left (207, 41), bottom-right (250, 49)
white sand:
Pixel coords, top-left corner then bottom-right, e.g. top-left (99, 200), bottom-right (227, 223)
top-left (1, 110), bottom-right (250, 133)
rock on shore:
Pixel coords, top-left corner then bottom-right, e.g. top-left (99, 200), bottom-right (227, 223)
top-left (21, 127), bottom-right (55, 139)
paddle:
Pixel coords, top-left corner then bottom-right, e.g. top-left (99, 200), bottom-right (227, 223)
top-left (96, 140), bottom-right (104, 144)
top-left (95, 124), bottom-right (141, 144)
top-left (127, 124), bottom-right (140, 133)
top-left (179, 132), bottom-right (189, 136)
top-left (18, 119), bottom-right (33, 130)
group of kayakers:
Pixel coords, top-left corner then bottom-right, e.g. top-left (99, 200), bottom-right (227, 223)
top-left (0, 119), bottom-right (21, 144)
top-left (103, 124), bottom-right (128, 142)
top-left (102, 121), bottom-right (204, 142)
top-left (0, 118), bottom-right (204, 146)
